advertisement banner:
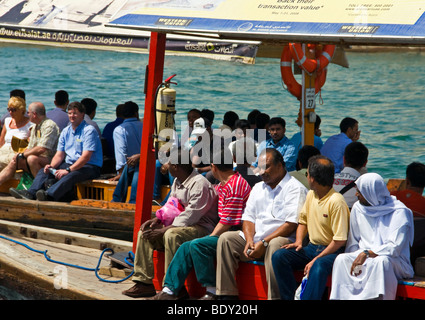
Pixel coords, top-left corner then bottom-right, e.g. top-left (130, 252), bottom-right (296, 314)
top-left (0, 0), bottom-right (258, 64)
top-left (108, 0), bottom-right (425, 45)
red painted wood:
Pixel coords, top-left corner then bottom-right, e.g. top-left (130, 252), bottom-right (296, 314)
top-left (133, 32), bottom-right (166, 252)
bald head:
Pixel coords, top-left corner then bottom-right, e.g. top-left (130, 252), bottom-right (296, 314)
top-left (28, 102), bottom-right (46, 124)
top-left (28, 102), bottom-right (46, 115)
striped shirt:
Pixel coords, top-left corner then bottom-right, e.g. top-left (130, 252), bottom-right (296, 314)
top-left (215, 172), bottom-right (251, 226)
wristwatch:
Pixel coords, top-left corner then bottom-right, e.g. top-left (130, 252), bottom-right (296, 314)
top-left (363, 249), bottom-right (370, 258)
top-left (261, 239), bottom-right (269, 248)
top-left (66, 167), bottom-right (71, 173)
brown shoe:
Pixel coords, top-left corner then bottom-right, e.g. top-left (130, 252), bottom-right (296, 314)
top-left (198, 292), bottom-right (218, 300)
top-left (147, 291), bottom-right (179, 300)
top-left (147, 287), bottom-right (189, 300)
top-left (122, 282), bottom-right (156, 298)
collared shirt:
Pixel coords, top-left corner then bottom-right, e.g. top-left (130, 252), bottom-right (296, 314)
top-left (46, 107), bottom-right (69, 132)
top-left (333, 166), bottom-right (362, 209)
top-left (320, 132), bottom-right (353, 173)
top-left (102, 117), bottom-right (124, 157)
top-left (27, 118), bottom-right (60, 159)
top-left (290, 131), bottom-right (323, 157)
top-left (84, 114), bottom-right (101, 137)
top-left (170, 170), bottom-right (219, 233)
top-left (290, 168), bottom-right (309, 189)
top-left (240, 172), bottom-right (308, 243)
top-left (298, 188), bottom-right (350, 246)
top-left (113, 118), bottom-right (143, 171)
top-left (57, 120), bottom-right (103, 167)
top-left (254, 136), bottom-right (297, 171)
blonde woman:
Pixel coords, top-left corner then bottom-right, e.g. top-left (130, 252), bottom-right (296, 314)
top-left (0, 97), bottom-right (33, 171)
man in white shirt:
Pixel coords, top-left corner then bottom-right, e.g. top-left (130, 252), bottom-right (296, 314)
top-left (333, 142), bottom-right (368, 209)
top-left (212, 148), bottom-right (308, 300)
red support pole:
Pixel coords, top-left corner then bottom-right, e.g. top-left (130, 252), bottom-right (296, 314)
top-left (133, 32), bottom-right (166, 252)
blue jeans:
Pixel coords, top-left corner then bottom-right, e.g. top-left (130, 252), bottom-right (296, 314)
top-left (272, 243), bottom-right (344, 300)
top-left (153, 159), bottom-right (174, 200)
top-left (163, 235), bottom-right (219, 294)
top-left (112, 164), bottom-right (139, 203)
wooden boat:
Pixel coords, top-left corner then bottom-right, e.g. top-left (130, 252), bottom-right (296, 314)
top-left (0, 196), bottom-right (136, 242)
top-left (0, 178), bottom-right (163, 242)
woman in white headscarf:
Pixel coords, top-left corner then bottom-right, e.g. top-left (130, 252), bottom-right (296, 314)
top-left (330, 173), bottom-right (414, 300)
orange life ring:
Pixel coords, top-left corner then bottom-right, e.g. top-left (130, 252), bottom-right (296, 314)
top-left (316, 44), bottom-right (336, 72)
top-left (280, 45), bottom-right (302, 99)
top-left (280, 45), bottom-right (328, 100)
top-left (289, 43), bottom-right (317, 74)
top-left (289, 43), bottom-right (335, 73)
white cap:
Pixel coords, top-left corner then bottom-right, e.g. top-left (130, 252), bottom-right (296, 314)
top-left (191, 117), bottom-right (207, 135)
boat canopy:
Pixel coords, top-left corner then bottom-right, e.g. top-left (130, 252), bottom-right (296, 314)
top-left (107, 0), bottom-right (425, 46)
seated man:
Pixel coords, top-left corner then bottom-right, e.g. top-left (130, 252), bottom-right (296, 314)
top-left (110, 101), bottom-right (143, 203)
top-left (9, 101), bottom-right (103, 202)
top-left (330, 173), bottom-right (414, 300)
top-left (320, 117), bottom-right (360, 173)
top-left (81, 98), bottom-right (101, 137)
top-left (289, 145), bottom-right (321, 189)
top-left (272, 155), bottom-right (350, 300)
top-left (391, 161), bottom-right (425, 217)
top-left (290, 114), bottom-right (323, 157)
top-left (147, 147), bottom-right (251, 300)
top-left (189, 117), bottom-right (214, 175)
top-left (390, 162), bottom-right (425, 266)
top-left (46, 90), bottom-right (69, 132)
top-left (232, 137), bottom-right (262, 188)
top-left (213, 148), bottom-right (308, 300)
top-left (253, 117), bottom-right (297, 172)
top-left (122, 148), bottom-right (219, 298)
top-left (101, 103), bottom-right (125, 158)
top-left (0, 102), bottom-right (59, 185)
top-left (333, 142), bottom-right (369, 209)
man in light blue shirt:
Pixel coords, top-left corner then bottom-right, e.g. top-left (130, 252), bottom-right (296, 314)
top-left (111, 101), bottom-right (143, 203)
top-left (254, 117), bottom-right (297, 172)
top-left (290, 114), bottom-right (323, 159)
top-left (10, 101), bottom-right (103, 202)
top-left (320, 117), bottom-right (360, 173)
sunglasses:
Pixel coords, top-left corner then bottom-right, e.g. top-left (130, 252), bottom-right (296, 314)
top-left (7, 108), bottom-right (17, 112)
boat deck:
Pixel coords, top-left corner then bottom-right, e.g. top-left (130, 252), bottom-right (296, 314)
top-left (0, 220), bottom-right (135, 300)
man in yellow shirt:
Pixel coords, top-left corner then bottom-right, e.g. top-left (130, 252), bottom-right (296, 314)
top-left (272, 155), bottom-right (350, 300)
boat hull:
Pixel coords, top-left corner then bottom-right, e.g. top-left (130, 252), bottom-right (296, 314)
top-left (0, 197), bottom-right (150, 241)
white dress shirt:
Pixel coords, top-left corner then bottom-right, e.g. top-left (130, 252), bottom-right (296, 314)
top-left (240, 172), bottom-right (308, 243)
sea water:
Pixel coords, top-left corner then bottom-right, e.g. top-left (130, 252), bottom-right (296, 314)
top-left (0, 43), bottom-right (424, 180)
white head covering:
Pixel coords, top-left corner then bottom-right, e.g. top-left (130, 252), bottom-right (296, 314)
top-left (354, 172), bottom-right (414, 245)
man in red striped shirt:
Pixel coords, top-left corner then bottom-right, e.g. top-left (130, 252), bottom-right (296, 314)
top-left (148, 147), bottom-right (251, 300)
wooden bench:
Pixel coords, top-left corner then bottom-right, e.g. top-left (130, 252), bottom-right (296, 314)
top-left (75, 179), bottom-right (170, 202)
top-left (151, 250), bottom-right (425, 300)
top-left (75, 179), bottom-right (127, 202)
